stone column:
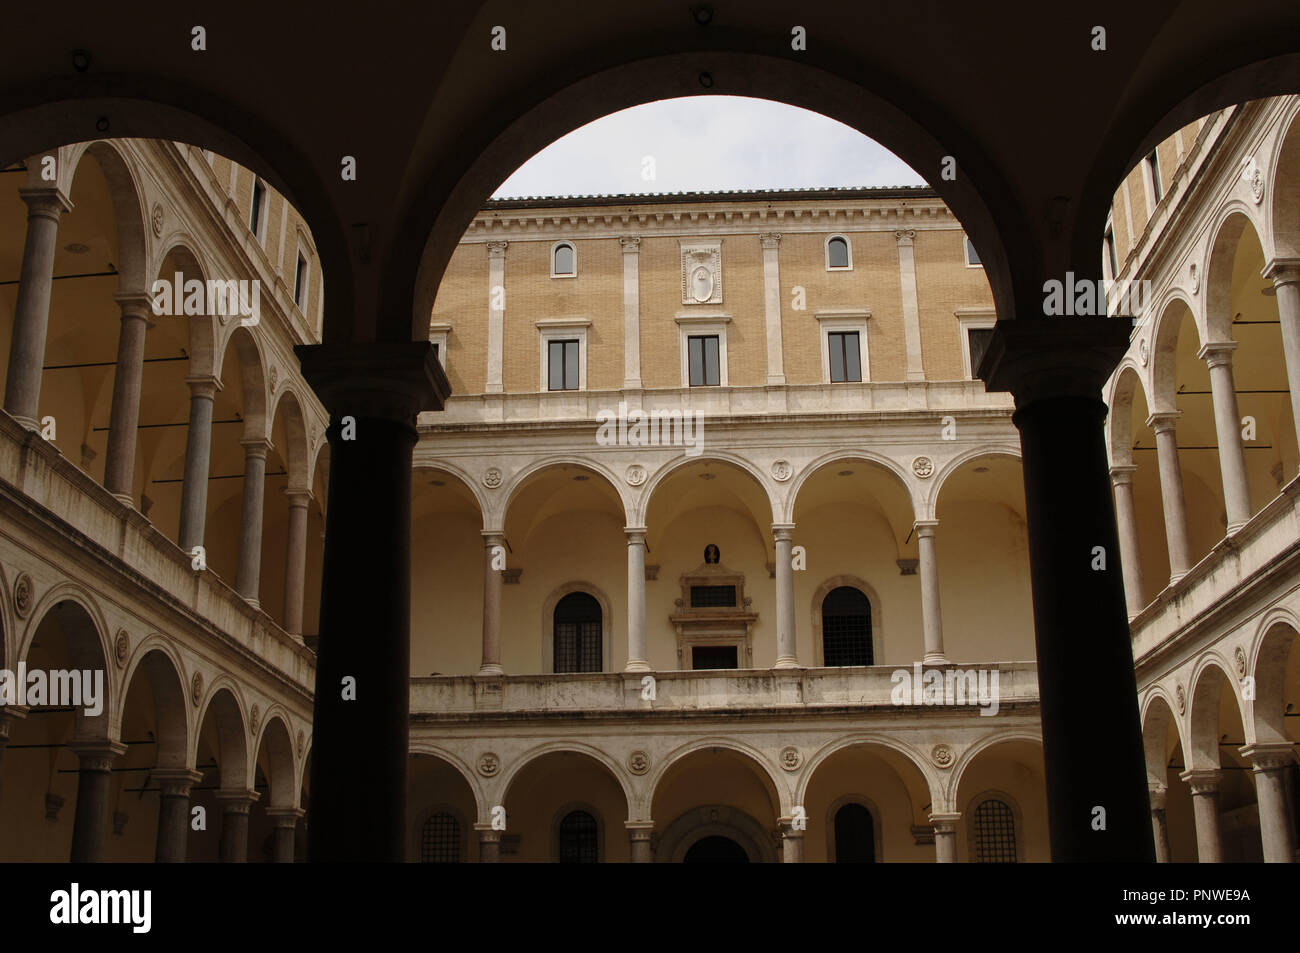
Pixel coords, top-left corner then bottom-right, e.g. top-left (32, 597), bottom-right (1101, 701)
top-left (779, 816), bottom-right (805, 862)
top-left (266, 807), bottom-right (305, 863)
top-left (982, 317), bottom-right (1154, 861)
top-left (215, 787), bottom-right (259, 863)
top-left (914, 520), bottom-right (947, 663)
top-left (626, 821), bottom-right (654, 862)
top-left (479, 530), bottom-right (505, 676)
top-left (485, 241), bottom-right (507, 394)
top-left (103, 293), bottom-right (154, 503)
top-left (297, 340), bottom-right (447, 861)
top-left (281, 489), bottom-right (313, 635)
top-left (1147, 411), bottom-right (1193, 580)
top-left (1263, 260), bottom-right (1300, 453)
top-left (773, 523), bottom-right (798, 668)
top-left (930, 811), bottom-right (961, 862)
top-left (761, 233), bottom-right (785, 385)
top-left (1149, 783), bottom-right (1170, 863)
top-left (621, 237), bottom-right (642, 389)
top-left (3, 186), bottom-right (72, 429)
top-left (1109, 465), bottom-right (1146, 616)
top-left (178, 375), bottom-right (221, 552)
top-left (235, 437), bottom-right (271, 604)
top-left (625, 527), bottom-right (650, 672)
top-left (1241, 743), bottom-right (1296, 863)
top-left (1181, 768), bottom-right (1223, 863)
top-left (895, 230), bottom-right (926, 381)
top-left (0, 708), bottom-right (26, 799)
top-left (475, 824), bottom-right (501, 863)
top-left (1199, 342), bottom-right (1252, 530)
top-left (67, 739), bottom-right (127, 863)
top-left (153, 768), bottom-right (202, 863)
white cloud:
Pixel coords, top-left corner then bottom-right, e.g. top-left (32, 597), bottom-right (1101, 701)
top-left (492, 96), bottom-right (926, 198)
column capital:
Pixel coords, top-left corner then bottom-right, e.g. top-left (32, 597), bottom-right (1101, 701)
top-left (1145, 409), bottom-right (1182, 432)
top-left (624, 525), bottom-right (648, 543)
top-left (620, 236), bottom-right (641, 254)
top-left (113, 291), bottom-right (155, 320)
top-left (481, 529), bottom-right (506, 546)
top-left (777, 816), bottom-right (806, 838)
top-left (1179, 768), bottom-right (1222, 794)
top-left (295, 340), bottom-right (450, 423)
top-left (239, 436), bottom-right (273, 458)
top-left (1109, 464), bottom-right (1138, 484)
top-left (183, 374), bottom-right (223, 399)
top-left (67, 739), bottom-right (128, 770)
top-left (771, 522), bottom-right (796, 541)
top-left (473, 823), bottom-right (502, 843)
top-left (266, 806), bottom-right (307, 826)
top-left (18, 186), bottom-right (73, 219)
top-left (152, 768), bottom-right (203, 797)
top-left (1147, 783), bottom-right (1168, 811)
top-left (895, 229), bottom-right (916, 246)
top-left (1239, 742), bottom-right (1296, 772)
top-left (928, 811), bottom-right (961, 834)
top-left (214, 787), bottom-right (261, 812)
top-left (759, 232), bottom-right (782, 249)
top-left (624, 820), bottom-right (655, 835)
top-left (913, 518), bottom-right (940, 536)
top-left (1262, 257), bottom-right (1300, 287)
top-left (1197, 340), bottom-right (1238, 366)
top-left (981, 316), bottom-right (1131, 405)
top-left (486, 240), bottom-right (508, 260)
top-left (283, 486), bottom-right (314, 507)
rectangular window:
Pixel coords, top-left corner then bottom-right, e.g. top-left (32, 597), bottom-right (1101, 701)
top-left (293, 251), bottom-right (308, 309)
top-left (967, 327), bottom-right (995, 378)
top-left (828, 331), bottom-right (862, 383)
top-left (250, 178), bottom-right (267, 240)
top-left (692, 646), bottom-right (738, 670)
top-left (1104, 226), bottom-right (1118, 278)
top-left (548, 339), bottom-right (579, 391)
top-left (688, 335), bottom-right (720, 387)
top-left (690, 585), bottom-right (737, 608)
top-left (965, 236), bottom-right (982, 266)
top-left (1146, 151), bottom-right (1163, 205)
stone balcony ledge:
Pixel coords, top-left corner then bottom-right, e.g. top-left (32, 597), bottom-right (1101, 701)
top-left (1131, 472), bottom-right (1300, 667)
top-left (422, 379), bottom-right (1015, 428)
top-left (0, 410), bottom-right (315, 695)
top-left (410, 660), bottom-right (1039, 716)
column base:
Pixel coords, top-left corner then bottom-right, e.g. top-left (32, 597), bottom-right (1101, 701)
top-left (773, 656), bottom-right (799, 670)
top-left (922, 652), bottom-right (948, 665)
top-left (12, 414), bottom-right (40, 432)
top-left (623, 659), bottom-right (651, 673)
top-left (110, 491), bottom-right (136, 508)
top-left (476, 663), bottom-right (504, 677)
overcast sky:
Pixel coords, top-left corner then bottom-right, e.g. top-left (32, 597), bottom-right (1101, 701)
top-left (491, 96), bottom-right (926, 199)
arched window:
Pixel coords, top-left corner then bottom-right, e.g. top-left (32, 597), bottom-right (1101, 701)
top-left (552, 241), bottom-right (576, 277)
top-left (826, 235), bottom-right (851, 269)
top-left (558, 810), bottom-right (598, 862)
top-left (420, 811), bottom-right (461, 863)
top-left (821, 586), bottom-right (872, 666)
top-left (834, 803), bottom-right (876, 862)
top-left (972, 798), bottom-right (1017, 862)
top-left (553, 591), bottom-right (602, 672)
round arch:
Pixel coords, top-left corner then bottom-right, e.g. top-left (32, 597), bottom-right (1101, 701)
top-left (1267, 98), bottom-right (1300, 260)
top-left (17, 581), bottom-right (113, 676)
top-left (62, 139), bottom-right (150, 296)
top-left (1186, 654), bottom-right (1248, 769)
top-left (252, 710), bottom-right (298, 810)
top-left (1204, 204), bottom-right (1269, 344)
top-left (637, 451), bottom-right (778, 531)
top-left (945, 729), bottom-right (1044, 807)
top-left (193, 679), bottom-right (251, 789)
top-left (498, 741), bottom-right (634, 820)
top-left (118, 638), bottom-right (191, 769)
top-left (1141, 689), bottom-right (1186, 786)
top-left (656, 804), bottom-right (777, 863)
top-left (496, 455), bottom-right (628, 532)
top-left (926, 444), bottom-right (1022, 518)
top-left (406, 742), bottom-right (484, 821)
top-left (1149, 292), bottom-right (1201, 415)
top-left (412, 459), bottom-right (489, 522)
top-left (150, 238), bottom-right (219, 378)
top-left (795, 733), bottom-right (934, 809)
top-left (1249, 609), bottom-right (1300, 744)
top-left (216, 324), bottom-right (269, 439)
top-left (268, 385), bottom-right (311, 490)
top-left (1106, 361), bottom-right (1149, 467)
top-left (649, 736), bottom-right (788, 819)
top-left (783, 448), bottom-right (915, 525)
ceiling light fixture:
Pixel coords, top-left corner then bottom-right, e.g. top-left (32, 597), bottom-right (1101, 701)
top-left (64, 243), bottom-right (89, 254)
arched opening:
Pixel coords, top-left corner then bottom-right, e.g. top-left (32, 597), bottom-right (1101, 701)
top-left (410, 466), bottom-right (484, 676)
top-left (191, 687), bottom-right (249, 863)
top-left (651, 745), bottom-right (781, 863)
top-left (683, 834), bottom-right (749, 863)
top-left (501, 749), bottom-right (627, 862)
top-left (820, 586), bottom-right (872, 667)
top-left (407, 752), bottom-right (477, 863)
top-left (557, 809), bottom-right (598, 863)
top-left (1142, 693), bottom-right (1197, 862)
top-left (954, 740), bottom-right (1046, 863)
top-left (553, 591), bottom-right (602, 673)
top-left (833, 802), bottom-right (876, 863)
top-left (1186, 664), bottom-right (1260, 862)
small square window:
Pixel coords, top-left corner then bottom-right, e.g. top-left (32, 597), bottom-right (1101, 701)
top-left (967, 327), bottom-right (995, 378)
top-left (688, 335), bottom-right (720, 386)
top-left (828, 331), bottom-right (862, 383)
top-left (548, 339), bottom-right (580, 391)
top-left (1146, 151), bottom-right (1163, 205)
top-left (293, 251), bottom-right (308, 309)
top-left (250, 178), bottom-right (267, 241)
